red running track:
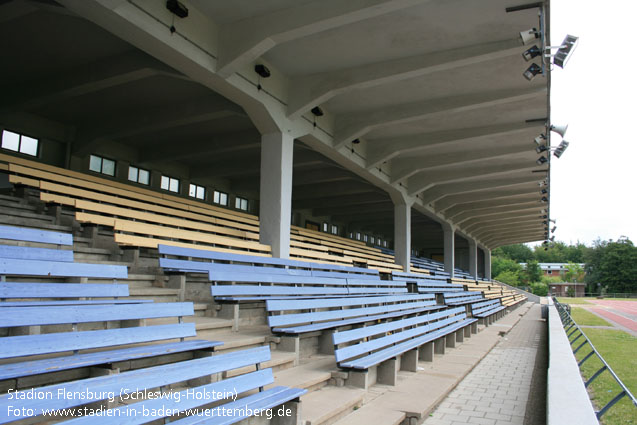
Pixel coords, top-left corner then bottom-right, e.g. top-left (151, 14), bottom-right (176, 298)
top-left (589, 300), bottom-right (637, 332)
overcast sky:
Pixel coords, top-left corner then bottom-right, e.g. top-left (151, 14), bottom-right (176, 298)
top-left (548, 0), bottom-right (637, 246)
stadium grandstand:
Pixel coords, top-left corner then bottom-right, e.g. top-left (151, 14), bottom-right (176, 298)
top-left (0, 1), bottom-right (601, 424)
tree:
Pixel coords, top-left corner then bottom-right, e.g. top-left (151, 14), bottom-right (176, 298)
top-left (564, 262), bottom-right (584, 283)
top-left (494, 270), bottom-right (520, 286)
top-left (530, 282), bottom-right (548, 296)
top-left (492, 257), bottom-right (523, 278)
top-left (493, 244), bottom-right (534, 262)
top-left (585, 237), bottom-right (637, 294)
top-left (524, 260), bottom-right (543, 284)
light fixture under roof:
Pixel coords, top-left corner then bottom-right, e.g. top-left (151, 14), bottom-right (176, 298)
top-left (536, 156), bottom-right (548, 165)
top-left (523, 45), bottom-right (542, 61)
top-left (553, 140), bottom-right (570, 158)
top-left (553, 35), bottom-right (579, 68)
top-left (523, 63), bottom-right (543, 81)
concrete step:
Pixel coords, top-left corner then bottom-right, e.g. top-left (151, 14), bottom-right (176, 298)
top-left (0, 202), bottom-right (39, 212)
top-left (268, 355), bottom-right (335, 394)
top-left (195, 327), bottom-right (268, 352)
top-left (147, 316), bottom-right (234, 332)
top-left (193, 303), bottom-right (209, 316)
top-left (331, 402), bottom-right (405, 425)
top-left (0, 193), bottom-right (26, 204)
top-left (0, 217), bottom-right (71, 232)
top-left (0, 206), bottom-right (53, 221)
top-left (226, 350), bottom-right (297, 378)
top-left (302, 386), bottom-right (366, 425)
top-left (128, 287), bottom-right (180, 302)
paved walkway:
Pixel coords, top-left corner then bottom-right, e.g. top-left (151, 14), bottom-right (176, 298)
top-left (423, 304), bottom-right (547, 425)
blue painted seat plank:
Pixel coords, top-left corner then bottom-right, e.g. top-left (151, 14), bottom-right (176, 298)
top-left (1, 323), bottom-right (197, 359)
top-left (0, 299), bottom-right (152, 307)
top-left (311, 270), bottom-right (379, 279)
top-left (211, 286), bottom-right (350, 297)
top-left (340, 318), bottom-right (477, 369)
top-left (266, 294), bottom-right (435, 311)
top-left (0, 282), bottom-right (129, 298)
top-left (3, 302), bottom-right (194, 327)
top-left (208, 271), bottom-right (347, 285)
top-left (158, 244), bottom-right (377, 275)
top-left (268, 300), bottom-right (437, 328)
top-left (0, 339), bottom-right (221, 380)
top-left (63, 368), bottom-right (271, 425)
top-left (0, 258), bottom-right (127, 279)
top-left (171, 386), bottom-right (307, 425)
top-left (0, 346), bottom-right (271, 423)
top-left (0, 245), bottom-right (73, 262)
top-left (273, 305), bottom-right (443, 334)
top-left (0, 224), bottom-right (73, 245)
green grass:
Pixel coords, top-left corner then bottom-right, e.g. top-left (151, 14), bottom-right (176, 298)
top-left (571, 307), bottom-right (612, 327)
top-left (568, 328), bottom-right (637, 424)
top-left (557, 297), bottom-right (592, 304)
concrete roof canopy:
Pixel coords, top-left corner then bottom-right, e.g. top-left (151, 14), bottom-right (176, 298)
top-left (0, 0), bottom-right (551, 251)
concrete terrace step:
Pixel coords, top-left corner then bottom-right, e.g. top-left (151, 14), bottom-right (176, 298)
top-left (268, 355), bottom-right (335, 394)
top-left (302, 386), bottom-right (365, 425)
top-left (147, 316), bottom-right (234, 332)
top-left (332, 402), bottom-right (405, 425)
top-left (195, 326), bottom-right (269, 352)
top-left (0, 217), bottom-right (71, 232)
top-left (226, 350), bottom-right (297, 378)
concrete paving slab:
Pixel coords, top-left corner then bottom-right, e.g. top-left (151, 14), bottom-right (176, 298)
top-left (302, 386), bottom-right (365, 425)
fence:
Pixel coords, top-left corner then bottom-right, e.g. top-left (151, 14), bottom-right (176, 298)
top-left (553, 298), bottom-right (637, 419)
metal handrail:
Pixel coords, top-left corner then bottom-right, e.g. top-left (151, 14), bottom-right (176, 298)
top-left (553, 298), bottom-right (637, 419)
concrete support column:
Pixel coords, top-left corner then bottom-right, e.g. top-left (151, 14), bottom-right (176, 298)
top-left (468, 238), bottom-right (478, 279)
top-left (393, 198), bottom-right (413, 272)
top-left (442, 222), bottom-right (455, 278)
top-left (259, 132), bottom-right (294, 258)
top-left (484, 248), bottom-right (492, 280)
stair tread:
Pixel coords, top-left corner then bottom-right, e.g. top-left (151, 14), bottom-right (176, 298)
top-left (226, 351), bottom-right (297, 378)
top-left (302, 386), bottom-right (366, 425)
top-left (128, 287), bottom-right (180, 295)
top-left (268, 355), bottom-right (334, 391)
top-left (332, 402), bottom-right (406, 425)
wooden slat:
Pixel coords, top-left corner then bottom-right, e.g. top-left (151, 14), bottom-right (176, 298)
top-left (0, 258), bottom-right (127, 279)
top-left (0, 224), bottom-right (73, 246)
top-left (0, 282), bottom-right (129, 298)
top-left (115, 234), bottom-right (272, 257)
top-left (0, 245), bottom-right (73, 262)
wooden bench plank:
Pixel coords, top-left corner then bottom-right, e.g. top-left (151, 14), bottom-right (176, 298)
top-left (0, 224), bottom-right (72, 245)
top-left (3, 302), bottom-right (194, 327)
top-left (1, 323), bottom-right (197, 359)
top-left (115, 234), bottom-right (272, 257)
top-left (0, 346), bottom-right (271, 422)
top-left (0, 282), bottom-right (129, 298)
top-left (0, 245), bottom-right (73, 262)
top-left (0, 339), bottom-right (221, 381)
top-left (0, 258), bottom-right (128, 279)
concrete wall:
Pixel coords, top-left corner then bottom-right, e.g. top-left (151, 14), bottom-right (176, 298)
top-left (546, 299), bottom-right (598, 425)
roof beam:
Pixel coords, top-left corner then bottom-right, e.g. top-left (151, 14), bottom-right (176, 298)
top-left (367, 122), bottom-right (538, 169)
top-left (444, 192), bottom-right (540, 218)
top-left (0, 51), bottom-right (184, 113)
top-left (216, 0), bottom-right (431, 78)
top-left (453, 202), bottom-right (543, 225)
top-left (333, 87), bottom-right (545, 148)
top-left (464, 216), bottom-right (544, 234)
top-left (462, 212), bottom-right (543, 231)
top-left (420, 173), bottom-right (541, 205)
top-left (313, 201), bottom-right (393, 217)
top-left (436, 185), bottom-right (540, 212)
top-left (485, 233), bottom-right (545, 247)
top-left (391, 140), bottom-right (535, 183)
top-left (288, 39), bottom-right (521, 119)
top-left (473, 224), bottom-right (543, 240)
top-left (292, 180), bottom-right (378, 200)
top-left (406, 158), bottom-right (542, 196)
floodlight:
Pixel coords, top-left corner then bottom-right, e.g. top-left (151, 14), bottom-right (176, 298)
top-left (520, 28), bottom-right (540, 45)
top-left (254, 64), bottom-right (271, 78)
top-left (536, 145), bottom-right (548, 154)
top-left (553, 140), bottom-right (570, 158)
top-left (550, 124), bottom-right (568, 138)
top-left (311, 107), bottom-right (324, 117)
top-left (553, 35), bottom-right (579, 68)
top-left (536, 156), bottom-right (548, 165)
top-left (549, 235), bottom-right (555, 242)
top-left (166, 0), bottom-right (188, 18)
top-left (523, 45), bottom-right (542, 61)
top-left (523, 63), bottom-right (542, 81)
top-left (538, 180), bottom-right (547, 187)
top-left (534, 134), bottom-right (547, 145)
top-left (551, 226), bottom-right (557, 233)
top-left (540, 196), bottom-right (548, 203)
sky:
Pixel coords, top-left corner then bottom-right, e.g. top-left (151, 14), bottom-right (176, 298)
top-left (548, 0), bottom-right (637, 246)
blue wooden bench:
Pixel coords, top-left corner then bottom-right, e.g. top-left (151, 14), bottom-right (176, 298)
top-left (0, 224), bottom-right (73, 246)
top-left (0, 346), bottom-right (306, 425)
top-left (332, 307), bottom-right (477, 389)
top-left (0, 281), bottom-right (153, 306)
top-left (0, 301), bottom-right (221, 383)
top-left (440, 291), bottom-right (485, 306)
top-left (470, 299), bottom-right (507, 325)
top-left (0, 244), bottom-right (73, 262)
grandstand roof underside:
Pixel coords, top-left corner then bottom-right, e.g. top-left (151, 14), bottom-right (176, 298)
top-left (0, 0), bottom-right (550, 250)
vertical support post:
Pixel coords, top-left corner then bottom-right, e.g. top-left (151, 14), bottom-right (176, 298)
top-left (442, 222), bottom-right (455, 278)
top-left (484, 247), bottom-right (492, 280)
top-left (468, 238), bottom-right (478, 279)
top-left (259, 132), bottom-right (294, 258)
top-left (392, 196), bottom-right (413, 272)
